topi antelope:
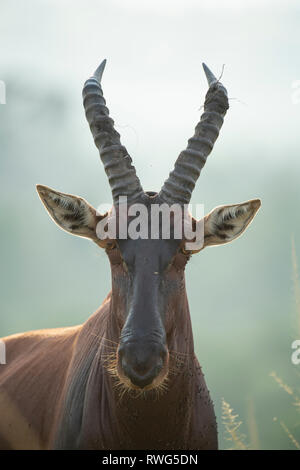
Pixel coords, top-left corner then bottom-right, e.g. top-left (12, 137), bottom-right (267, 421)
top-left (0, 61), bottom-right (260, 450)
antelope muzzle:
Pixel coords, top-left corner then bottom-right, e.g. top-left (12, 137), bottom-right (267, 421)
top-left (117, 340), bottom-right (168, 390)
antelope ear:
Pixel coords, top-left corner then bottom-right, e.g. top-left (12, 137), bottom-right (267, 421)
top-left (36, 185), bottom-right (107, 244)
top-left (202, 199), bottom-right (261, 248)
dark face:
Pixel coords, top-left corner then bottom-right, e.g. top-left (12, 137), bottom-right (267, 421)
top-left (106, 193), bottom-right (190, 390)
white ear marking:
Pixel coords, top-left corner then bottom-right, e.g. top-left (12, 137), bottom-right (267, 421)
top-left (36, 184), bottom-right (99, 240)
top-left (203, 198), bottom-right (261, 248)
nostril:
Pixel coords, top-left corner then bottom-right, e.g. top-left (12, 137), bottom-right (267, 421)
top-left (120, 356), bottom-right (130, 375)
top-left (160, 346), bottom-right (168, 361)
top-left (117, 345), bottom-right (125, 359)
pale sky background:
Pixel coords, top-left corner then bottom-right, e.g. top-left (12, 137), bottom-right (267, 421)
top-left (1, 0), bottom-right (300, 449)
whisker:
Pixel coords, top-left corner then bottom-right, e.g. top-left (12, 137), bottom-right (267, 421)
top-left (101, 337), bottom-right (119, 346)
top-left (89, 333), bottom-right (119, 348)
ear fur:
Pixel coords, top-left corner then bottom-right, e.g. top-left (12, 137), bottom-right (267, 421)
top-left (203, 199), bottom-right (261, 247)
top-left (36, 184), bottom-right (103, 242)
top-left (186, 199), bottom-right (261, 253)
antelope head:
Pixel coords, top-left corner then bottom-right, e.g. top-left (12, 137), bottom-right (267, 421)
top-left (37, 60), bottom-right (260, 392)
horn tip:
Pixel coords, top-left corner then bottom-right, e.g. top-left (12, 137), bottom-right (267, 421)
top-left (202, 62), bottom-right (218, 86)
top-left (93, 59), bottom-right (107, 83)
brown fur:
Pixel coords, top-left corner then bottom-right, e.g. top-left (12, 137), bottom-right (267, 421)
top-left (0, 62), bottom-right (260, 450)
top-left (0, 253), bottom-right (217, 450)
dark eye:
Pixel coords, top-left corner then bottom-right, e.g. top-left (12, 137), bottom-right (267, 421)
top-left (106, 241), bottom-right (116, 251)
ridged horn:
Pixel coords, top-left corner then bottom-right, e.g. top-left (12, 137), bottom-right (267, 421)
top-left (159, 63), bottom-right (229, 205)
top-left (82, 60), bottom-right (144, 204)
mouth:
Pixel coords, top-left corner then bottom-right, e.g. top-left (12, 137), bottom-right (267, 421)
top-left (116, 364), bottom-right (169, 393)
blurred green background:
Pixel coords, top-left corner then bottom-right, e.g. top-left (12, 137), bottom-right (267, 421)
top-left (1, 0), bottom-right (300, 449)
